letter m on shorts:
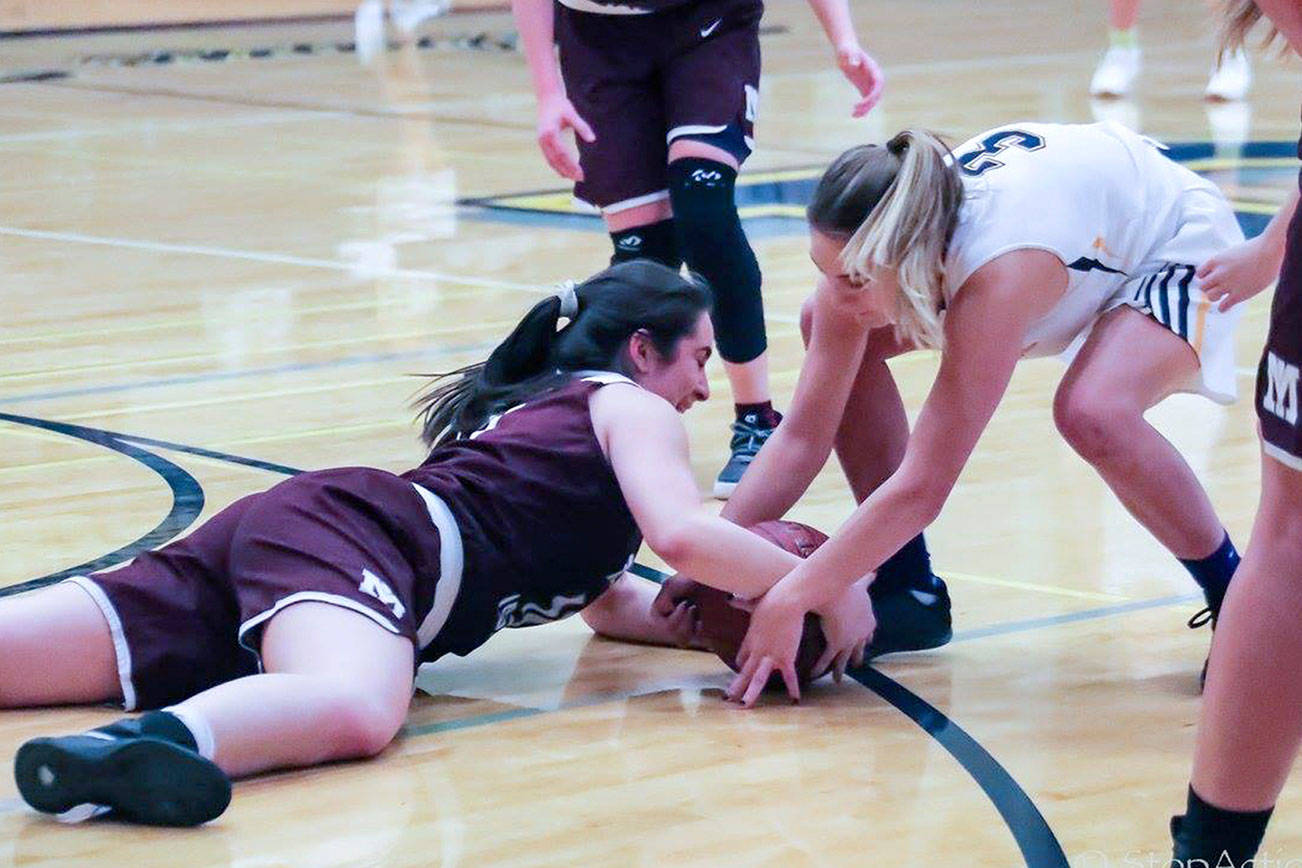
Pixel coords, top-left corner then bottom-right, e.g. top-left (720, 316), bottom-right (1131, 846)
top-left (359, 568), bottom-right (406, 620)
top-left (1264, 351), bottom-right (1300, 426)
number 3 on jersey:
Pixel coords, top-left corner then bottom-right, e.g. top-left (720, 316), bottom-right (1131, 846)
top-left (956, 130), bottom-right (1046, 177)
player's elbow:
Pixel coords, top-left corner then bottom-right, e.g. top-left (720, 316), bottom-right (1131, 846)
top-left (645, 522), bottom-right (704, 574)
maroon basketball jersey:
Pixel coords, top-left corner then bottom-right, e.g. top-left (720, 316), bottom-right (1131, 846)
top-left (403, 373), bottom-right (642, 659)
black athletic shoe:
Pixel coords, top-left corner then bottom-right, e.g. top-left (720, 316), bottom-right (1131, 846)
top-left (713, 416), bottom-right (776, 499)
top-left (1189, 606), bottom-right (1216, 691)
top-left (865, 575), bottom-right (953, 659)
top-left (14, 733), bottom-right (231, 826)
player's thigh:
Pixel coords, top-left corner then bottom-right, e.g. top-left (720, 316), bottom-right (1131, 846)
top-left (1057, 305), bottom-right (1200, 414)
top-left (260, 602), bottom-right (415, 725)
top-left (0, 582), bottom-right (120, 706)
top-left (662, 0), bottom-right (761, 166)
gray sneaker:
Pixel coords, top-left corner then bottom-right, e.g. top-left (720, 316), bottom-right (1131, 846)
top-left (713, 415), bottom-right (775, 499)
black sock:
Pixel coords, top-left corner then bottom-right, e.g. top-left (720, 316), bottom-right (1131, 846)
top-left (735, 401), bottom-right (781, 429)
top-left (873, 533), bottom-right (934, 595)
top-left (1180, 533), bottom-right (1240, 616)
top-left (1171, 785), bottom-right (1273, 867)
top-left (95, 711), bottom-right (198, 753)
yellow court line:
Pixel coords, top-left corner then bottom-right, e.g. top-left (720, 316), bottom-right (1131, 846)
top-left (940, 569), bottom-right (1131, 602)
top-left (1, 319), bottom-right (514, 383)
top-left (0, 292), bottom-right (512, 348)
top-left (53, 376), bottom-right (413, 421)
top-left (1180, 157), bottom-right (1299, 172)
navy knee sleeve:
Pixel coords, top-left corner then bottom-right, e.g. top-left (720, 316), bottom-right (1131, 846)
top-left (609, 219), bottom-right (682, 269)
top-left (667, 158), bottom-right (766, 364)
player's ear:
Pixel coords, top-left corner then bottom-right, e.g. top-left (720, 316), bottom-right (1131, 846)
top-left (626, 329), bottom-right (657, 374)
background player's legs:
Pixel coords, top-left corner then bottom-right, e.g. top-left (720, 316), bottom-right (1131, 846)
top-left (0, 582), bottom-right (121, 707)
top-left (1054, 306), bottom-right (1225, 558)
top-left (167, 602), bottom-right (415, 778)
top-left (1091, 0), bottom-right (1142, 96)
top-left (666, 138), bottom-right (777, 496)
top-left (801, 305), bottom-right (951, 654)
top-left (605, 199), bottom-right (680, 269)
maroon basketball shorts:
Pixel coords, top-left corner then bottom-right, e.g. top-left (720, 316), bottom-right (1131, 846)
top-left (65, 468), bottom-right (460, 710)
top-left (556, 0), bottom-right (762, 213)
top-left (1258, 195), bottom-right (1302, 472)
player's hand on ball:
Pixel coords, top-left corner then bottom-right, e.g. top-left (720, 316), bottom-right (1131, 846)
top-left (812, 577), bottom-right (874, 682)
top-left (1198, 235), bottom-right (1281, 311)
top-left (662, 598), bottom-right (706, 649)
top-left (835, 42), bottom-right (884, 117)
top-left (725, 586), bottom-right (806, 708)
top-left (535, 93), bottom-right (595, 182)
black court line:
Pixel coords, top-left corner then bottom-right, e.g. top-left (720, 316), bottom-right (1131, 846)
top-left (0, 413), bottom-right (207, 596)
top-left (847, 667), bottom-right (1068, 867)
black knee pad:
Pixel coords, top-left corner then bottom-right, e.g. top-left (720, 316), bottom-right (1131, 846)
top-left (667, 158), bottom-right (766, 364)
top-left (609, 219), bottom-right (682, 269)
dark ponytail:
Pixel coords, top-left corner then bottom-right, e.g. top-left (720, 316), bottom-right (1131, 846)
top-left (414, 260), bottom-right (712, 447)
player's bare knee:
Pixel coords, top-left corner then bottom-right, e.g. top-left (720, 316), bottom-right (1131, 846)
top-left (327, 688), bottom-right (407, 758)
top-left (1053, 389), bottom-right (1134, 463)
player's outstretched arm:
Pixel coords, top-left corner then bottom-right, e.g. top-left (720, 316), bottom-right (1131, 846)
top-left (510, 0), bottom-right (594, 181)
top-left (722, 280), bottom-right (869, 528)
top-left (591, 384), bottom-right (801, 599)
top-left (1199, 187), bottom-right (1299, 311)
top-left (580, 573), bottom-right (707, 649)
top-left (726, 251), bottom-right (1061, 706)
top-left (803, 0), bottom-right (883, 116)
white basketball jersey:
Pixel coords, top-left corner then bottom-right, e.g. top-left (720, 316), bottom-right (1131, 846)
top-left (943, 121), bottom-right (1230, 357)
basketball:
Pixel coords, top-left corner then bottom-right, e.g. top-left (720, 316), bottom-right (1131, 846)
top-left (662, 520), bottom-right (830, 687)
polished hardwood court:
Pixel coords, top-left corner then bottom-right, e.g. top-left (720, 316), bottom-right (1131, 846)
top-left (2, 1), bottom-right (1301, 863)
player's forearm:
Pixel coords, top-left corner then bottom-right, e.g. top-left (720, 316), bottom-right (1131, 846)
top-left (1262, 187), bottom-right (1300, 260)
top-left (650, 512), bottom-right (802, 599)
top-left (804, 0), bottom-right (859, 49)
top-left (781, 471), bottom-right (944, 612)
top-left (510, 0), bottom-right (564, 100)
top-left (721, 426), bottom-right (832, 527)
top-left (582, 575), bottom-right (687, 647)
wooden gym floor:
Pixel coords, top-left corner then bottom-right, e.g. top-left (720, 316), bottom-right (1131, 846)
top-left (1, 1), bottom-right (1301, 864)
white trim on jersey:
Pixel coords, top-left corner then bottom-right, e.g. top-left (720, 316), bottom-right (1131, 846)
top-left (66, 576), bottom-right (138, 711)
top-left (1264, 441), bottom-right (1302, 472)
top-left (666, 124), bottom-right (728, 144)
top-left (556, 0), bottom-right (653, 13)
top-left (410, 483), bottom-right (465, 648)
top-left (601, 190), bottom-right (670, 215)
top-left (238, 592), bottom-right (403, 657)
top-left (575, 370), bottom-right (638, 387)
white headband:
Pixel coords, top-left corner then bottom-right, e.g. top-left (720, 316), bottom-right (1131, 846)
top-left (554, 281), bottom-right (579, 319)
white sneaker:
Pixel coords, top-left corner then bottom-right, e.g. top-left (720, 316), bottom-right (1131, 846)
top-left (354, 0), bottom-right (386, 64)
top-left (1089, 45), bottom-right (1142, 97)
top-left (1205, 48), bottom-right (1252, 101)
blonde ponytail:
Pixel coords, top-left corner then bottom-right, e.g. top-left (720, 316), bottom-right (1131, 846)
top-left (1213, 0), bottom-right (1281, 62)
top-left (807, 131), bottom-right (963, 349)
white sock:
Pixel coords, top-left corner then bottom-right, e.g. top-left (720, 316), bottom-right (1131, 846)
top-left (163, 705), bottom-right (217, 761)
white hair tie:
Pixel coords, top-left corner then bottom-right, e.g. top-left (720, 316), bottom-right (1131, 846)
top-left (554, 281), bottom-right (579, 319)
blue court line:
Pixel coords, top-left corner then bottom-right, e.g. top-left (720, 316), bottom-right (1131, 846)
top-left (951, 592), bottom-right (1201, 643)
top-left (0, 341), bottom-right (494, 407)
